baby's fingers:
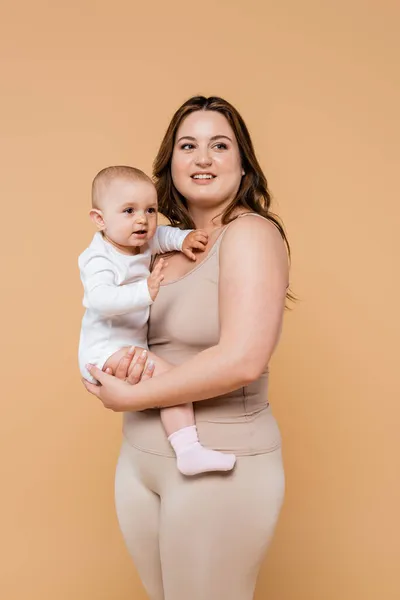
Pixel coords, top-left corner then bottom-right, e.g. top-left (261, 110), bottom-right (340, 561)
top-left (183, 248), bottom-right (197, 261)
top-left (195, 232), bottom-right (209, 243)
top-left (152, 273), bottom-right (164, 285)
top-left (192, 240), bottom-right (207, 251)
top-left (153, 258), bottom-right (167, 274)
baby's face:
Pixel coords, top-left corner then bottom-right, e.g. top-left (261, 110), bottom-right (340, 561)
top-left (100, 178), bottom-right (158, 251)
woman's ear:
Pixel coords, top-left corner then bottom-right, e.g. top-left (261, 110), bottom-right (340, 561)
top-left (89, 209), bottom-right (105, 230)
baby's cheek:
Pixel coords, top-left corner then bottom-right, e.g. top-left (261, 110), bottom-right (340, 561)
top-left (148, 224), bottom-right (158, 239)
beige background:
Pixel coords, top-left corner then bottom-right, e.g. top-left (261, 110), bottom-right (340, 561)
top-left (1, 1), bottom-right (399, 598)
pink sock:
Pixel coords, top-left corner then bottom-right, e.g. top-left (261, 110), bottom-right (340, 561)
top-left (168, 425), bottom-right (236, 476)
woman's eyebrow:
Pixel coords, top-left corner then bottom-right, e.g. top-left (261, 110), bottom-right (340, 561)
top-left (177, 134), bottom-right (233, 143)
top-left (177, 135), bottom-right (196, 143)
top-left (210, 135), bottom-right (232, 142)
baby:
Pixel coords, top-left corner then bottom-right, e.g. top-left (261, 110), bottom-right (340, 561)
top-left (78, 165), bottom-right (236, 476)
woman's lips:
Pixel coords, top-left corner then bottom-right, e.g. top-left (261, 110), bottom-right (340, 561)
top-left (191, 174), bottom-right (217, 185)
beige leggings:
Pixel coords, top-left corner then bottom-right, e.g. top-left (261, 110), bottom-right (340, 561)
top-left (115, 439), bottom-right (285, 600)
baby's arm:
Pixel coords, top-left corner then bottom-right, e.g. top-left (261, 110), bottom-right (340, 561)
top-left (150, 225), bottom-right (190, 254)
top-left (150, 225), bottom-right (208, 260)
top-left (80, 254), bottom-right (152, 316)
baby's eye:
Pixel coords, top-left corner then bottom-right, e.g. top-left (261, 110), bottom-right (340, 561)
top-left (123, 208), bottom-right (134, 214)
top-left (147, 208), bottom-right (156, 214)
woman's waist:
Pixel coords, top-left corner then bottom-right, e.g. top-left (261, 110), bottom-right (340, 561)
top-left (122, 397), bottom-right (281, 457)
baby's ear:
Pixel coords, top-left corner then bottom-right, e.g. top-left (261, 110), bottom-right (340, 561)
top-left (89, 209), bottom-right (105, 230)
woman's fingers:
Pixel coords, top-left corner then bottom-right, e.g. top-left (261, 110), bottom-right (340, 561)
top-left (114, 346), bottom-right (136, 380)
top-left (85, 364), bottom-right (108, 384)
top-left (81, 377), bottom-right (101, 398)
top-left (141, 360), bottom-right (155, 381)
top-left (127, 349), bottom-right (148, 385)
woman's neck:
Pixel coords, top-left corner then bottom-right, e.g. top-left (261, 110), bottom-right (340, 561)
top-left (188, 203), bottom-right (244, 233)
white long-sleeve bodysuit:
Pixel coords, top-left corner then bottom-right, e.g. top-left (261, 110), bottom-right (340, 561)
top-left (78, 226), bottom-right (190, 382)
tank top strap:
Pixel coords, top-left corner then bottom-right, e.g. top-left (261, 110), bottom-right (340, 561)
top-left (214, 212), bottom-right (266, 254)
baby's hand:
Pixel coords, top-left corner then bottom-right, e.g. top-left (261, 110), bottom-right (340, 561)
top-left (182, 230), bottom-right (209, 261)
top-left (147, 258), bottom-right (167, 301)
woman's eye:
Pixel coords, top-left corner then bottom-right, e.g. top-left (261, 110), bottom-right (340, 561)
top-left (214, 143), bottom-right (228, 150)
top-left (124, 208), bottom-right (134, 214)
top-left (147, 208), bottom-right (156, 214)
top-left (181, 143), bottom-right (195, 150)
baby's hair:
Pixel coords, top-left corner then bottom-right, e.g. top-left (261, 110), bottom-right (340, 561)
top-left (92, 165), bottom-right (153, 209)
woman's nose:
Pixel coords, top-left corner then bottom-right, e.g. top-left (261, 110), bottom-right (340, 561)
top-left (194, 150), bottom-right (212, 167)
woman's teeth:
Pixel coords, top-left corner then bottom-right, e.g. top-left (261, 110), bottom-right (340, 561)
top-left (193, 174), bottom-right (214, 179)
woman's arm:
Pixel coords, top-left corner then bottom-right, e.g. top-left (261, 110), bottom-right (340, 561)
top-left (84, 217), bottom-right (289, 411)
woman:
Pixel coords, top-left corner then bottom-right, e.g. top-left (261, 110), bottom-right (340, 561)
top-left (84, 96), bottom-right (291, 600)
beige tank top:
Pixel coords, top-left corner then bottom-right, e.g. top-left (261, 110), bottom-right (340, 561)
top-left (123, 213), bottom-right (282, 456)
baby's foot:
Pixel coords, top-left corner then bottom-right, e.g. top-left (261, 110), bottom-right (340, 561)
top-left (168, 425), bottom-right (236, 476)
top-left (177, 444), bottom-right (236, 476)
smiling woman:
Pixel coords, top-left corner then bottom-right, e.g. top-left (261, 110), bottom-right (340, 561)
top-left (84, 96), bottom-right (291, 600)
top-left (154, 97), bottom-right (291, 264)
top-left (171, 114), bottom-right (245, 216)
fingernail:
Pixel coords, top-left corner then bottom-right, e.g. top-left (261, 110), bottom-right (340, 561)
top-left (142, 350), bottom-right (148, 356)
top-left (148, 360), bottom-right (155, 370)
top-left (86, 364), bottom-right (92, 371)
top-left (129, 345), bottom-right (135, 353)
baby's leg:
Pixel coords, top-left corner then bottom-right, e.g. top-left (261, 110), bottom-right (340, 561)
top-left (81, 348), bottom-right (128, 384)
top-left (161, 404), bottom-right (236, 477)
top-left (103, 347), bottom-right (131, 373)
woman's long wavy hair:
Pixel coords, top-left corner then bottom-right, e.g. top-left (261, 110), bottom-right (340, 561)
top-left (153, 95), bottom-right (295, 303)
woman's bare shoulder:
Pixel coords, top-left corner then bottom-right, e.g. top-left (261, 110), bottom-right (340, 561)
top-left (219, 213), bottom-right (288, 288)
top-left (222, 213), bottom-right (286, 249)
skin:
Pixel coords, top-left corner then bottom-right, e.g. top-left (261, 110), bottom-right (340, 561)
top-left (83, 110), bottom-right (288, 411)
top-left (90, 178), bottom-right (159, 254)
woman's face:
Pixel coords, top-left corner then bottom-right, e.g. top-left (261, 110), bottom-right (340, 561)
top-left (171, 110), bottom-right (244, 211)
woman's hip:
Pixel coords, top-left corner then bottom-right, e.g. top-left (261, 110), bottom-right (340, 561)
top-left (116, 436), bottom-right (285, 512)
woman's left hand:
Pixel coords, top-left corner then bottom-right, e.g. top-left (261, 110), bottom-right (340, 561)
top-left (114, 347), bottom-right (156, 383)
top-left (82, 366), bottom-right (138, 411)
top-left (82, 347), bottom-right (155, 411)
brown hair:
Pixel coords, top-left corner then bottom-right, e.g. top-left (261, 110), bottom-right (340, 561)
top-left (92, 165), bottom-right (152, 209)
top-left (153, 95), bottom-right (295, 302)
